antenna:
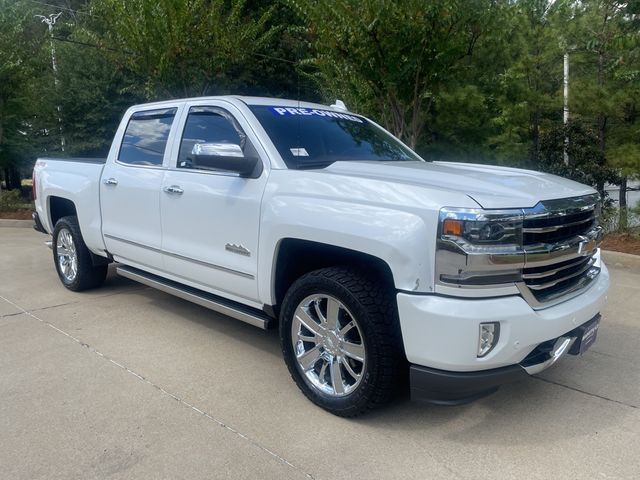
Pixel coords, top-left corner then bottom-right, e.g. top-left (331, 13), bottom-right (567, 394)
top-left (331, 99), bottom-right (348, 111)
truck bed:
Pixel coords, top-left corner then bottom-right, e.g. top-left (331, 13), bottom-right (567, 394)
top-left (33, 156), bottom-right (107, 253)
top-left (38, 156), bottom-right (106, 164)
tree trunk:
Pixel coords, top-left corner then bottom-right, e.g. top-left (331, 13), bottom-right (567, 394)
top-left (3, 166), bottom-right (22, 191)
top-left (529, 111), bottom-right (540, 165)
top-left (618, 176), bottom-right (628, 231)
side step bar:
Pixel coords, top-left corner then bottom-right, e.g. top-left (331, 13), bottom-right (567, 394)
top-left (116, 265), bottom-right (272, 330)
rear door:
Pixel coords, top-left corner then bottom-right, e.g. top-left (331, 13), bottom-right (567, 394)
top-left (100, 106), bottom-right (180, 271)
top-left (159, 100), bottom-right (269, 302)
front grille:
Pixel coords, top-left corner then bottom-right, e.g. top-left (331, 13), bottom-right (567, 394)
top-left (518, 194), bottom-right (602, 307)
top-left (523, 208), bottom-right (596, 245)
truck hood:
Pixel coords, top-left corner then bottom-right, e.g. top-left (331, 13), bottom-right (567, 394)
top-left (323, 160), bottom-right (595, 209)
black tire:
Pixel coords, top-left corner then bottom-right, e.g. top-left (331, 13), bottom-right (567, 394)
top-left (52, 216), bottom-right (108, 291)
top-left (280, 266), bottom-right (405, 417)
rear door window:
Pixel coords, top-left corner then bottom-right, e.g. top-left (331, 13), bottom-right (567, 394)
top-left (119, 108), bottom-right (177, 166)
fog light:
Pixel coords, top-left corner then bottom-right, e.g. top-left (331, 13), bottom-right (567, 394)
top-left (478, 322), bottom-right (500, 357)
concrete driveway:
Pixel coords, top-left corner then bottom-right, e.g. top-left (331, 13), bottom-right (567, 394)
top-left (1, 227), bottom-right (638, 479)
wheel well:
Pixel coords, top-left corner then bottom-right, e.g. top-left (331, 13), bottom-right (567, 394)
top-left (272, 239), bottom-right (395, 311)
top-left (49, 196), bottom-right (77, 227)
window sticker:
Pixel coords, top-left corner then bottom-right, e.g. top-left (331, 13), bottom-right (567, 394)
top-left (290, 148), bottom-right (309, 157)
top-left (270, 106), bottom-right (363, 123)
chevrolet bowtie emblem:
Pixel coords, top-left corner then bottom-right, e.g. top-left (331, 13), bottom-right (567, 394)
top-left (578, 238), bottom-right (596, 256)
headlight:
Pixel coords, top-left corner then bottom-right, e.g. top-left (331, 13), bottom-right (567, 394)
top-left (436, 208), bottom-right (525, 288)
top-left (439, 208), bottom-right (523, 247)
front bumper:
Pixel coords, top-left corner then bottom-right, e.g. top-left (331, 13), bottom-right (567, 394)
top-left (397, 256), bottom-right (609, 404)
top-left (397, 256), bottom-right (609, 372)
top-left (410, 315), bottom-right (598, 404)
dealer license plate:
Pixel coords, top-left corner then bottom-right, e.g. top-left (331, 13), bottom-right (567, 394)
top-left (569, 314), bottom-right (600, 355)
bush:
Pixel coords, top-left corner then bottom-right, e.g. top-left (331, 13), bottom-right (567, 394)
top-left (538, 121), bottom-right (619, 199)
top-left (601, 202), bottom-right (640, 234)
top-left (0, 189), bottom-right (29, 212)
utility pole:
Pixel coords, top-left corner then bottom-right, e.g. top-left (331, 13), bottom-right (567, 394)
top-left (563, 52), bottom-right (569, 166)
top-left (36, 12), bottom-right (65, 152)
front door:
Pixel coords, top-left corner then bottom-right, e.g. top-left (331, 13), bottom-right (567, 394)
top-left (160, 102), bottom-right (269, 303)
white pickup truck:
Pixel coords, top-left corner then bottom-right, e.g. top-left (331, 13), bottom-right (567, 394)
top-left (32, 96), bottom-right (609, 416)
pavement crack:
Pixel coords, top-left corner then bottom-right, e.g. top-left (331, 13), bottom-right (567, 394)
top-left (0, 285), bottom-right (150, 319)
top-left (532, 376), bottom-right (638, 409)
top-left (0, 300), bottom-right (77, 318)
top-left (0, 294), bottom-right (316, 480)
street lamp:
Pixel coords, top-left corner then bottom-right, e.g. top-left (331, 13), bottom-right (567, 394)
top-left (35, 12), bottom-right (65, 152)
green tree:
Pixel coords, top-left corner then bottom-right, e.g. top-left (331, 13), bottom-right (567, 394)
top-left (539, 120), bottom-right (619, 192)
top-left (484, 0), bottom-right (567, 166)
top-left (89, 0), bottom-right (280, 99)
top-left (0, 0), bottom-right (58, 189)
top-left (290, 0), bottom-right (497, 149)
top-left (563, 0), bottom-right (640, 227)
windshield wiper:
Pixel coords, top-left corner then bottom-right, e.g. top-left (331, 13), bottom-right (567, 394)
top-left (296, 160), bottom-right (337, 170)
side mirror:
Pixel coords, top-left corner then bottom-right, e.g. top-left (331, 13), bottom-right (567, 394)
top-left (188, 143), bottom-right (260, 177)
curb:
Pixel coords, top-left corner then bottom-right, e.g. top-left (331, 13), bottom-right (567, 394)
top-left (601, 249), bottom-right (640, 270)
top-left (0, 219), bottom-right (34, 228)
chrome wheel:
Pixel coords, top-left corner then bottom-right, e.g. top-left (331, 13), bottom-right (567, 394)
top-left (56, 228), bottom-right (78, 282)
top-left (291, 294), bottom-right (366, 397)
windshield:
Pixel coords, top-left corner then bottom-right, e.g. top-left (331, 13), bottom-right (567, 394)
top-left (249, 105), bottom-right (423, 169)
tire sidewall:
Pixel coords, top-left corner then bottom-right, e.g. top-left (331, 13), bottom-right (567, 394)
top-left (280, 273), bottom-right (385, 415)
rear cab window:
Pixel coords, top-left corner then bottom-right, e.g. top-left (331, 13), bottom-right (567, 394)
top-left (118, 108), bottom-right (177, 166)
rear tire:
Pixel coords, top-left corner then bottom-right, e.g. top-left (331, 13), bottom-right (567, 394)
top-left (280, 266), bottom-right (405, 417)
top-left (52, 216), bottom-right (107, 291)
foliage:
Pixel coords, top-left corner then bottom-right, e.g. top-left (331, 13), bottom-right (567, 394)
top-left (0, 0), bottom-right (58, 188)
top-left (289, 0), bottom-right (497, 149)
top-left (600, 204), bottom-right (640, 233)
top-left (0, 189), bottom-right (29, 211)
top-left (567, 0), bottom-right (640, 179)
top-left (485, 0), bottom-right (567, 166)
top-left (538, 120), bottom-right (619, 194)
top-left (89, 0), bottom-right (281, 99)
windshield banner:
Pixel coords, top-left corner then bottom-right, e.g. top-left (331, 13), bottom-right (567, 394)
top-left (270, 107), bottom-right (363, 123)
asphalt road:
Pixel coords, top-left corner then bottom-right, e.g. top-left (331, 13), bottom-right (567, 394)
top-left (1, 227), bottom-right (638, 479)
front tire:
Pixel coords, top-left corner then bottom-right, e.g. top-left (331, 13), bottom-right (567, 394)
top-left (52, 216), bottom-right (107, 291)
top-left (280, 267), bottom-right (405, 417)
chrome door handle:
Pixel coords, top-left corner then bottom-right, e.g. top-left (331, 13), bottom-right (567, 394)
top-left (163, 185), bottom-right (184, 195)
top-left (103, 177), bottom-right (118, 186)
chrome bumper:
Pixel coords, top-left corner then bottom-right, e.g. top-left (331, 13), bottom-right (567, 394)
top-left (522, 336), bottom-right (576, 375)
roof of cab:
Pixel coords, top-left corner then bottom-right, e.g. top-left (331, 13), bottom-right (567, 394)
top-left (128, 95), bottom-right (346, 113)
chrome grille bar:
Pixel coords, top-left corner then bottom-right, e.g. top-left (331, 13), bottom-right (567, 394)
top-left (525, 257), bottom-right (596, 290)
top-left (522, 255), bottom-right (591, 280)
top-left (522, 214), bottom-right (595, 234)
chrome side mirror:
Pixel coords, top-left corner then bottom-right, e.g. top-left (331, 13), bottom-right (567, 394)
top-left (189, 143), bottom-right (260, 177)
top-left (192, 142), bottom-right (244, 158)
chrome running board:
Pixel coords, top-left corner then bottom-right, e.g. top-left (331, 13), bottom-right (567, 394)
top-left (116, 265), bottom-right (271, 330)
